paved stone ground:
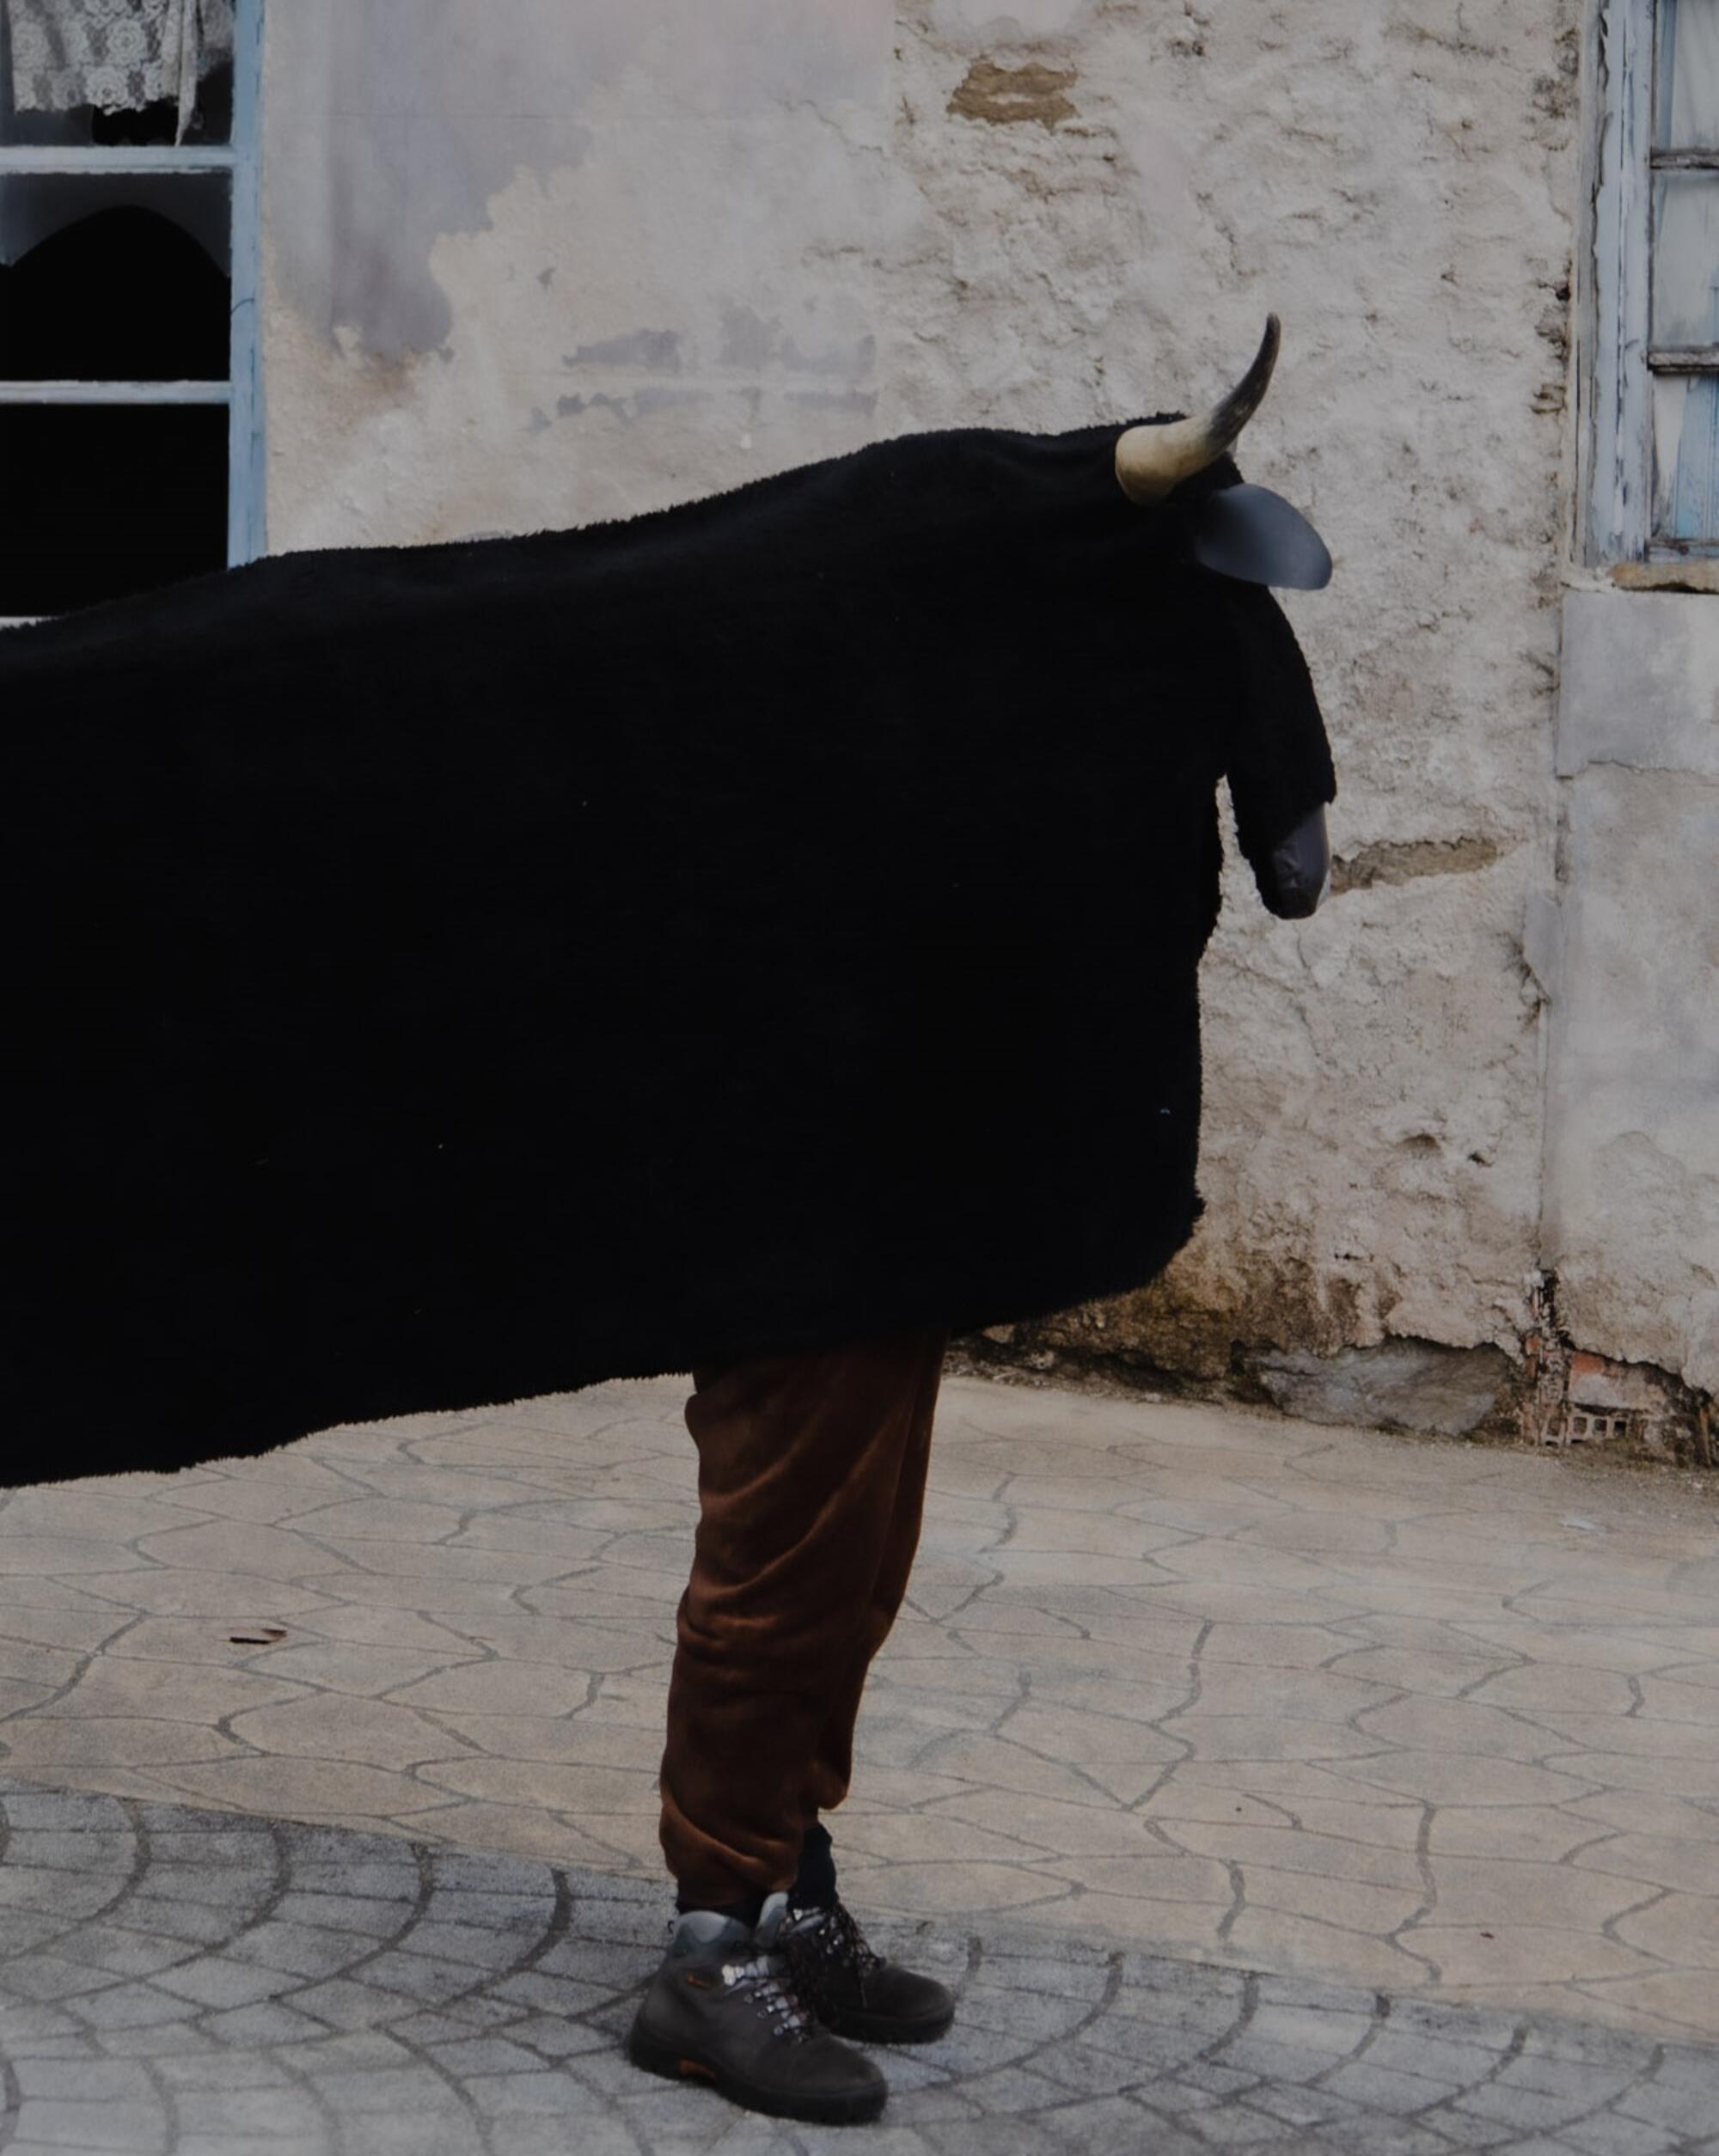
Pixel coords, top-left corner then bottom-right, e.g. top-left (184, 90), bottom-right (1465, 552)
top-left (3, 1777), bottom-right (1716, 2156)
top-left (4, 1378), bottom-right (1719, 2049)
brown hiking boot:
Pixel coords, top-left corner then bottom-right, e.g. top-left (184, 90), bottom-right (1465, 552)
top-left (626, 1894), bottom-right (887, 2124)
top-left (779, 1894), bottom-right (956, 2045)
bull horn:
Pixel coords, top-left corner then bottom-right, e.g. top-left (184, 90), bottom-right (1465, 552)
top-left (1114, 315), bottom-right (1281, 504)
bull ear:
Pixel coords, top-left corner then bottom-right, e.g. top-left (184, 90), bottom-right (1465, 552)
top-left (1191, 483), bottom-right (1332, 590)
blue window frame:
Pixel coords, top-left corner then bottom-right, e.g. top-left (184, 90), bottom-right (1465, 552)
top-left (0, 0), bottom-right (264, 619)
top-left (1584, 0), bottom-right (1719, 559)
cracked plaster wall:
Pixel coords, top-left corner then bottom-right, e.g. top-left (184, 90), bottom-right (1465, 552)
top-left (1545, 595), bottom-right (1719, 1402)
top-left (258, 1), bottom-right (1589, 1402)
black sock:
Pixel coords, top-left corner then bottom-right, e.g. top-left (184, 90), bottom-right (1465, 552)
top-left (792, 1820), bottom-right (838, 1909)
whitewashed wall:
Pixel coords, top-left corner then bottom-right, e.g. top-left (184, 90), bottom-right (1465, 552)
top-left (260, 2), bottom-right (1626, 1420)
top-left (1547, 594), bottom-right (1719, 1405)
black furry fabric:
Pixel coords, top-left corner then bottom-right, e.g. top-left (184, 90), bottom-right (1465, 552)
top-left (1, 422), bottom-right (1334, 1483)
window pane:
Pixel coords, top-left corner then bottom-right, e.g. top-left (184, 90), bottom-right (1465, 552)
top-left (1653, 372), bottom-right (1719, 538)
top-left (0, 401), bottom-right (227, 614)
top-left (1, 3), bottom-right (233, 147)
top-left (1652, 171), bottom-right (1719, 344)
top-left (1, 171), bottom-right (229, 377)
top-left (1657, 0), bottom-right (1719, 147)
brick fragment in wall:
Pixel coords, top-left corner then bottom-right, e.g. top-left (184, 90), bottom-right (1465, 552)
top-left (947, 60), bottom-right (1078, 130)
top-left (1566, 1352), bottom-right (1676, 1415)
top-left (1329, 837), bottom-right (1502, 895)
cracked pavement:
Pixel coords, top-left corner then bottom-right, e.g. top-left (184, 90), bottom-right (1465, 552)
top-left (2, 1372), bottom-right (1717, 2147)
top-left (3, 1780), bottom-right (1717, 2155)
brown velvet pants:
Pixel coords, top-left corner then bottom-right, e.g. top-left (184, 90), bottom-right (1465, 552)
top-left (658, 1324), bottom-right (949, 1909)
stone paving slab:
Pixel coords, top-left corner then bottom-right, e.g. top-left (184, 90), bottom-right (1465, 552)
top-left (3, 1779), bottom-right (1716, 2156)
top-left (2, 1376), bottom-right (1718, 2042)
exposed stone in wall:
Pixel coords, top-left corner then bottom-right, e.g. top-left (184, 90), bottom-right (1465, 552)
top-left (962, 1273), bottom-right (1715, 1461)
top-left (1252, 1340), bottom-right (1514, 1436)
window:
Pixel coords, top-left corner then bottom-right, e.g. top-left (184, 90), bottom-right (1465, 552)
top-left (0, 0), bottom-right (262, 620)
top-left (1584, 0), bottom-right (1719, 559)
top-left (1649, 0), bottom-right (1719, 544)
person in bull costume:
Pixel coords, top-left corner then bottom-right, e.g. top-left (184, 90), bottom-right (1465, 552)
top-left (0, 321), bottom-right (1335, 2125)
top-left (623, 320), bottom-right (1336, 2125)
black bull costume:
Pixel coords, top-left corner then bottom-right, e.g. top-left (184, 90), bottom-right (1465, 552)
top-left (2, 321), bottom-right (1335, 1487)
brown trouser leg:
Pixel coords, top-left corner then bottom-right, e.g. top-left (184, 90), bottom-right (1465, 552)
top-left (658, 1324), bottom-right (948, 1909)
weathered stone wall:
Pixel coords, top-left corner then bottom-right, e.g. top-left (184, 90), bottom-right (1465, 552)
top-left (260, 1), bottom-right (1596, 1425)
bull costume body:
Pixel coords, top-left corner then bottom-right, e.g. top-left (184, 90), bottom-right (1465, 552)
top-left (4, 323), bottom-right (1337, 2125)
top-left (1, 321), bottom-right (1334, 1489)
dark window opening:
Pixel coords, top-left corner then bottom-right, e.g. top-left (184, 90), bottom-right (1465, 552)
top-left (2, 198), bottom-right (229, 378)
top-left (0, 401), bottom-right (227, 614)
top-left (0, 201), bottom-right (229, 613)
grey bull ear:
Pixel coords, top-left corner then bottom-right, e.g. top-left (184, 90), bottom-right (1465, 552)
top-left (1191, 483), bottom-right (1333, 590)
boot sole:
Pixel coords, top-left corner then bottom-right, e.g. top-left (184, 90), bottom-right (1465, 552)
top-left (822, 2001), bottom-right (956, 2046)
top-left (626, 2020), bottom-right (888, 2126)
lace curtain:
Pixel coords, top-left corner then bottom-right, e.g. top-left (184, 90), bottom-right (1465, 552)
top-left (7, 0), bottom-right (235, 142)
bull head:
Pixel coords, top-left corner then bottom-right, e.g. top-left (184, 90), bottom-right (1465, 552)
top-left (1117, 315), bottom-right (1335, 918)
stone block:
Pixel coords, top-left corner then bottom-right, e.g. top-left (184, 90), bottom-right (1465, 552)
top-left (1251, 1341), bottom-right (1514, 1436)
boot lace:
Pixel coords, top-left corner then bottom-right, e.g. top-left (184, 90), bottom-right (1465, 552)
top-left (720, 1948), bottom-right (818, 2042)
top-left (780, 1897), bottom-right (884, 2019)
